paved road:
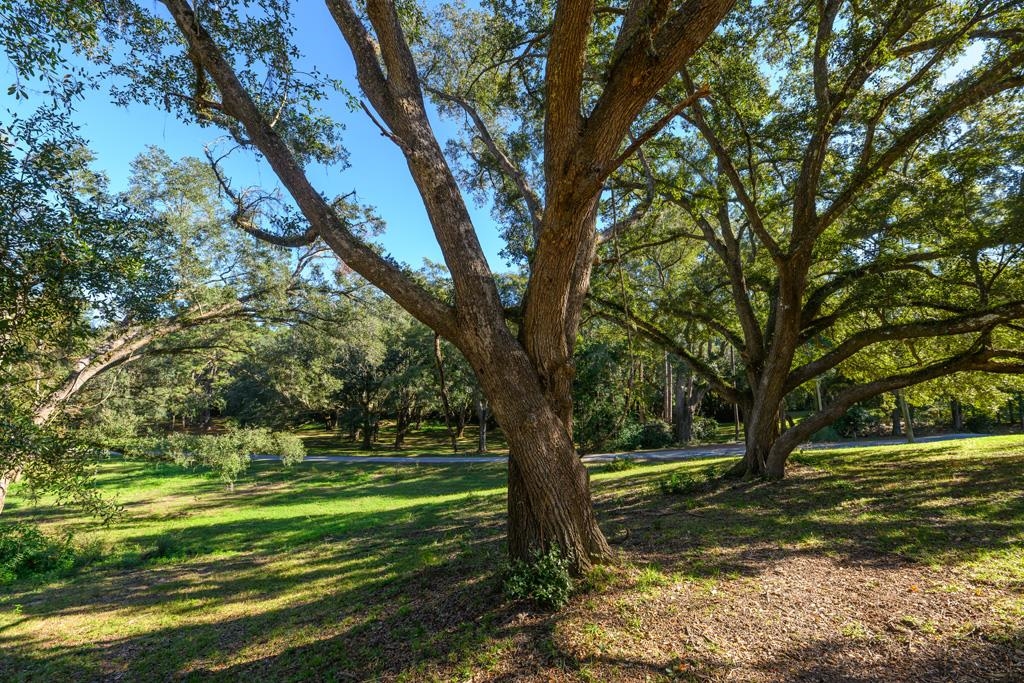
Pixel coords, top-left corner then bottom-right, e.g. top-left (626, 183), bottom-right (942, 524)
top-left (252, 432), bottom-right (983, 466)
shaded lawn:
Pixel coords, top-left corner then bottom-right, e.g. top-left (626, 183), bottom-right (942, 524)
top-left (0, 436), bottom-right (1022, 681)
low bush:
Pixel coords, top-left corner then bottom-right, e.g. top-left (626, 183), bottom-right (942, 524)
top-left (602, 457), bottom-right (638, 472)
top-left (833, 405), bottom-right (879, 437)
top-left (659, 470), bottom-right (711, 496)
top-left (964, 413), bottom-right (994, 434)
top-left (141, 533), bottom-right (186, 562)
top-left (502, 547), bottom-right (574, 610)
top-left (690, 415), bottom-right (719, 442)
top-left (0, 523), bottom-right (75, 584)
top-left (810, 426), bottom-right (841, 442)
top-left (614, 420), bottom-right (674, 451)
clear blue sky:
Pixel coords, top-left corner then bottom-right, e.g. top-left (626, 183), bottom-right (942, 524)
top-left (0, 3), bottom-right (509, 272)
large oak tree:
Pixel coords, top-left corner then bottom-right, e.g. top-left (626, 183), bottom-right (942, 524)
top-left (90, 0), bottom-right (735, 570)
top-left (594, 0), bottom-right (1024, 478)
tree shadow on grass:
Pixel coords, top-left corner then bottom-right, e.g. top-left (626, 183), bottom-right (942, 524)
top-left (566, 625), bottom-right (1023, 683)
top-left (596, 442), bottom-right (1024, 582)
top-left (0, 491), bottom-right (524, 681)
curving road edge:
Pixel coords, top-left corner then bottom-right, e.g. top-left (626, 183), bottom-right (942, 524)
top-left (251, 433), bottom-right (984, 466)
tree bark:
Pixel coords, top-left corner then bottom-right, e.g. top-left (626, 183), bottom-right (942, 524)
top-left (475, 391), bottom-right (488, 454)
top-left (672, 369), bottom-right (708, 444)
top-left (457, 327), bottom-right (612, 573)
top-left (673, 371), bottom-right (693, 443)
top-left (951, 398), bottom-right (963, 431)
top-left (432, 334), bottom-right (459, 453)
top-left (0, 470), bottom-right (18, 515)
top-left (394, 403), bottom-right (410, 449)
top-left (663, 352), bottom-right (673, 422)
top-left (897, 390), bottom-right (915, 443)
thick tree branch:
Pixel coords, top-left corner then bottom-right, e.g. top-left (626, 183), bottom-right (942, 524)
top-left (590, 297), bottom-right (742, 403)
top-left (680, 75), bottom-right (782, 262)
top-left (800, 250), bottom-right (956, 324)
top-left (819, 46), bottom-right (1024, 235)
top-left (774, 346), bottom-right (1024, 458)
top-left (786, 300), bottom-right (1024, 391)
top-left (161, 0), bottom-right (457, 337)
top-left (426, 86), bottom-right (544, 236)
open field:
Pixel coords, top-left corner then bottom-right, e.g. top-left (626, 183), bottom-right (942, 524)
top-left (1, 436), bottom-right (1022, 681)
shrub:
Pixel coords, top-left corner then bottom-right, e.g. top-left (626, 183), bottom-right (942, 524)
top-left (141, 533), bottom-right (185, 562)
top-left (0, 523), bottom-right (75, 584)
top-left (502, 547), bottom-right (574, 610)
top-left (833, 405), bottom-right (877, 437)
top-left (602, 457), bottom-right (637, 472)
top-left (964, 412), bottom-right (994, 434)
top-left (690, 415), bottom-right (719, 442)
top-left (580, 564), bottom-right (618, 593)
top-left (159, 426), bottom-right (306, 489)
top-left (613, 420), bottom-right (674, 451)
top-left (659, 470), bottom-right (711, 496)
top-left (810, 426), bottom-right (841, 442)
top-left (80, 408), bottom-right (147, 449)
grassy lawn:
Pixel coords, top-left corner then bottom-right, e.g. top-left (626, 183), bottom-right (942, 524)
top-left (1, 436), bottom-right (1022, 681)
top-left (296, 421), bottom-right (508, 457)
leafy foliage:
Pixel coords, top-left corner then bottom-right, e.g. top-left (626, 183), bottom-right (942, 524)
top-left (601, 457), bottom-right (638, 473)
top-left (660, 470), bottom-right (712, 496)
top-left (156, 426), bottom-right (305, 489)
top-left (0, 399), bottom-right (116, 519)
top-left (0, 522), bottom-right (75, 584)
top-left (613, 420), bottom-right (675, 451)
top-left (502, 547), bottom-right (574, 610)
top-left (832, 406), bottom-right (880, 438)
top-left (690, 415), bottom-right (719, 443)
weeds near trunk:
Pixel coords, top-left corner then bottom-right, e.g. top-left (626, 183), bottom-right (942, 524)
top-left (502, 547), bottom-right (574, 610)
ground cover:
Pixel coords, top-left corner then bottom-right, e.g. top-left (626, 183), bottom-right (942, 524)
top-left (1, 436), bottom-right (1021, 681)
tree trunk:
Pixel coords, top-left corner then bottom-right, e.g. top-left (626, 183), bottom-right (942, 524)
top-left (0, 469), bottom-right (20, 515)
top-left (897, 390), bottom-right (915, 443)
top-left (663, 353), bottom-right (672, 422)
top-left (360, 419), bottom-right (373, 450)
top-left (475, 392), bottom-right (488, 454)
top-left (459, 329), bottom-right (612, 574)
top-left (394, 404), bottom-right (410, 449)
top-left (951, 398), bottom-right (963, 431)
top-left (456, 404), bottom-right (468, 439)
top-left (498, 389), bottom-right (610, 574)
top-left (433, 334), bottom-right (460, 453)
top-left (730, 393), bottom-right (784, 479)
top-left (892, 402), bottom-right (902, 436)
top-left (673, 371), bottom-right (693, 443)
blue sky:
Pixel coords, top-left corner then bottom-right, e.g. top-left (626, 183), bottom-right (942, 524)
top-left (0, 2), bottom-right (509, 272)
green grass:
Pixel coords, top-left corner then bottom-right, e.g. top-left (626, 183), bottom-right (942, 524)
top-left (1, 435), bottom-right (1021, 681)
top-left (610, 435), bottom-right (1024, 583)
top-left (706, 420), bottom-right (744, 444)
